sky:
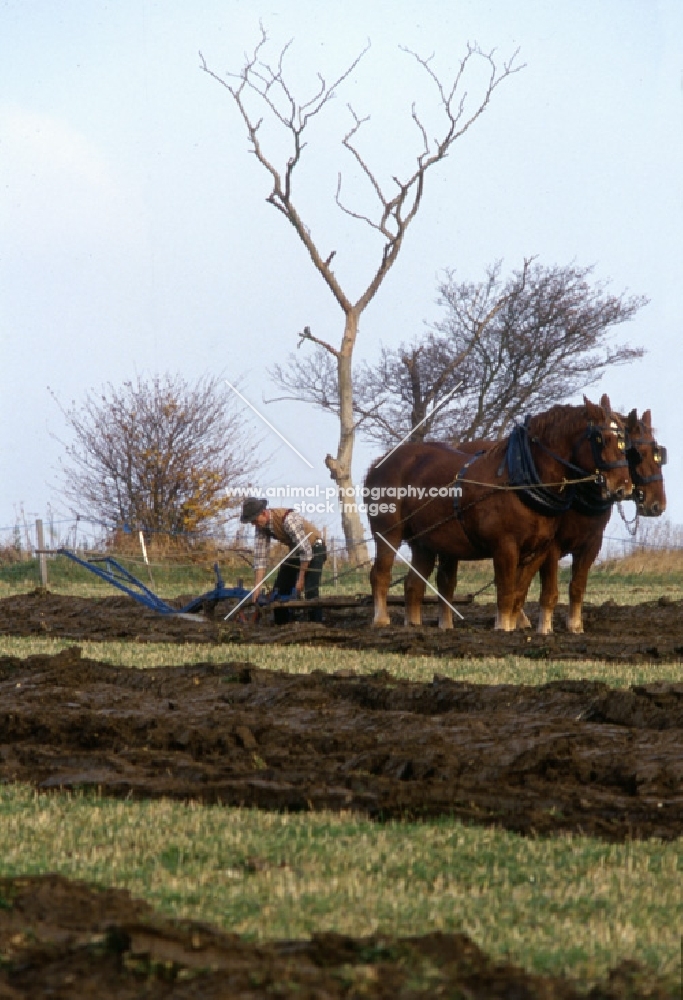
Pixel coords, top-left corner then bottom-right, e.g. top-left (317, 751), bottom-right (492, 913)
top-left (1, 0), bottom-right (681, 549)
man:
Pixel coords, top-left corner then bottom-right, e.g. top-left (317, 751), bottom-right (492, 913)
top-left (240, 498), bottom-right (327, 624)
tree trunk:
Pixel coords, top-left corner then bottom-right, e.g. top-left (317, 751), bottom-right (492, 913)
top-left (325, 310), bottom-right (369, 566)
top-left (404, 350), bottom-right (428, 441)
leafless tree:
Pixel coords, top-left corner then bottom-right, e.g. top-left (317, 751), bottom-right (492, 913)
top-left (52, 374), bottom-right (262, 537)
top-left (273, 261), bottom-right (646, 447)
top-left (431, 261), bottom-right (646, 443)
top-left (201, 26), bottom-right (521, 561)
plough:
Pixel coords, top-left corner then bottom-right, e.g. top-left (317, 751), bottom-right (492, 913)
top-left (57, 549), bottom-right (473, 620)
top-left (58, 549), bottom-right (267, 617)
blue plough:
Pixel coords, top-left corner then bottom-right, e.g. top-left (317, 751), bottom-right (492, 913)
top-left (57, 549), bottom-right (293, 616)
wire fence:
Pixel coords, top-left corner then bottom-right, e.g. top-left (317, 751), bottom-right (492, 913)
top-left (1, 508), bottom-right (681, 570)
top-left (0, 509), bottom-right (362, 572)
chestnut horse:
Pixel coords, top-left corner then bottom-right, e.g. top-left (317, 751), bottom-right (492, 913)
top-left (527, 408), bottom-right (667, 633)
top-left (446, 405), bottom-right (667, 633)
top-left (366, 398), bottom-right (632, 631)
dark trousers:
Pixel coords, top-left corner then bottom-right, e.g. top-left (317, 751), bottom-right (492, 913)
top-left (273, 541), bottom-right (327, 624)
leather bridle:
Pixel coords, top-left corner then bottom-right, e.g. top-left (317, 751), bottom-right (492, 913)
top-left (626, 435), bottom-right (667, 502)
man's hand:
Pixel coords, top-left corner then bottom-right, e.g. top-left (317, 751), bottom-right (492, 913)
top-left (252, 568), bottom-right (266, 603)
top-left (295, 563), bottom-right (309, 598)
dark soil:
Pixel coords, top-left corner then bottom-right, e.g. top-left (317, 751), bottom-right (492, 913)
top-left (1, 591), bottom-right (681, 997)
top-left (1, 647), bottom-right (682, 841)
top-left (2, 589), bottom-right (683, 663)
top-left (0, 875), bottom-right (673, 998)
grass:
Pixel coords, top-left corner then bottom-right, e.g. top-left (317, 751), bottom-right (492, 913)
top-left (1, 636), bottom-right (682, 689)
top-left (1, 550), bottom-right (681, 605)
top-left (0, 785), bottom-right (679, 988)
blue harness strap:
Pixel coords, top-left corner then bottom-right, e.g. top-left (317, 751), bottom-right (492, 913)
top-left (505, 421), bottom-right (576, 516)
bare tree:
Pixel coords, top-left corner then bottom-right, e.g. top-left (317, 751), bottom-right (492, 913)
top-left (348, 261), bottom-right (645, 446)
top-left (52, 374), bottom-right (262, 537)
top-left (436, 262), bottom-right (645, 441)
top-left (201, 27), bottom-right (521, 561)
top-left (271, 261), bottom-right (529, 442)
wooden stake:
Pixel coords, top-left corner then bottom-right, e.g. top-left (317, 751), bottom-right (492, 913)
top-left (35, 519), bottom-right (48, 588)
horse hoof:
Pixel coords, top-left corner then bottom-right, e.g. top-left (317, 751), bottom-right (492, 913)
top-left (493, 622), bottom-right (515, 632)
top-left (494, 612), bottom-right (516, 631)
top-left (372, 618), bottom-right (391, 628)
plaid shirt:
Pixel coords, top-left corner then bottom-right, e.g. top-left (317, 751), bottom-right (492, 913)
top-left (253, 510), bottom-right (314, 571)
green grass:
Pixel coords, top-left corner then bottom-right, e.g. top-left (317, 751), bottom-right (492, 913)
top-left (0, 785), bottom-right (679, 988)
top-left (1, 635), bottom-right (682, 689)
top-left (2, 552), bottom-right (681, 605)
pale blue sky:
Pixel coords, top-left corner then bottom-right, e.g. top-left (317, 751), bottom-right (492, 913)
top-left (1, 0), bottom-right (681, 542)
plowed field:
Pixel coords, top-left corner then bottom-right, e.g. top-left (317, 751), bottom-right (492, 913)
top-left (1, 646), bottom-right (681, 841)
top-left (1, 591), bottom-right (681, 997)
top-left (1, 589), bottom-right (683, 662)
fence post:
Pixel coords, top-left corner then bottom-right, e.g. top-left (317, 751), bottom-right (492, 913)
top-left (35, 519), bottom-right (48, 589)
top-left (331, 537), bottom-right (338, 590)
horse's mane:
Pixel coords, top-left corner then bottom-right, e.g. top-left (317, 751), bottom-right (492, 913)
top-left (365, 406), bottom-right (609, 481)
top-left (525, 403), bottom-right (603, 450)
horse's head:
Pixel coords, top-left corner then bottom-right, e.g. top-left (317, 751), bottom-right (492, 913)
top-left (625, 408), bottom-right (667, 516)
top-left (577, 394), bottom-right (632, 500)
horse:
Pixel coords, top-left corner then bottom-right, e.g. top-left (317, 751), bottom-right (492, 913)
top-left (526, 407), bottom-right (667, 633)
top-left (433, 402), bottom-right (666, 634)
top-left (365, 397), bottom-right (632, 631)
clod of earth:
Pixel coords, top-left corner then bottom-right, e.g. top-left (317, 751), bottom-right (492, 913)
top-left (0, 648), bottom-right (682, 841)
top-left (1, 591), bottom-right (683, 663)
top-left (0, 875), bottom-right (673, 998)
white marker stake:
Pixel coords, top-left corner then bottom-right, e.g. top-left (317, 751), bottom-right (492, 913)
top-left (139, 531), bottom-right (149, 565)
top-left (224, 533), bottom-right (312, 621)
top-left (375, 532), bottom-right (465, 621)
top-left (139, 530), bottom-right (154, 587)
top-left (225, 380), bottom-right (313, 469)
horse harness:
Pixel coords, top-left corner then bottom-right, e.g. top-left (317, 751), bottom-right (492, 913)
top-left (626, 434), bottom-right (667, 504)
top-left (451, 449), bottom-right (492, 553)
top-left (453, 414), bottom-right (628, 526)
top-left (398, 414), bottom-right (631, 550)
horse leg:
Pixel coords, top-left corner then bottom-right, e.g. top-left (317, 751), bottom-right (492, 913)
top-left (536, 544), bottom-right (561, 635)
top-left (492, 539), bottom-right (519, 631)
top-left (404, 545), bottom-right (435, 626)
top-left (511, 562), bottom-right (538, 630)
top-left (370, 530), bottom-right (400, 627)
top-left (435, 553), bottom-right (458, 630)
top-left (567, 538), bottom-right (602, 634)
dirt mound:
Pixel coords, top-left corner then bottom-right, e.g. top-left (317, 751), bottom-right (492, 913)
top-left (1, 648), bottom-right (682, 841)
top-left (2, 590), bottom-right (683, 662)
top-left (0, 874), bottom-right (671, 998)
